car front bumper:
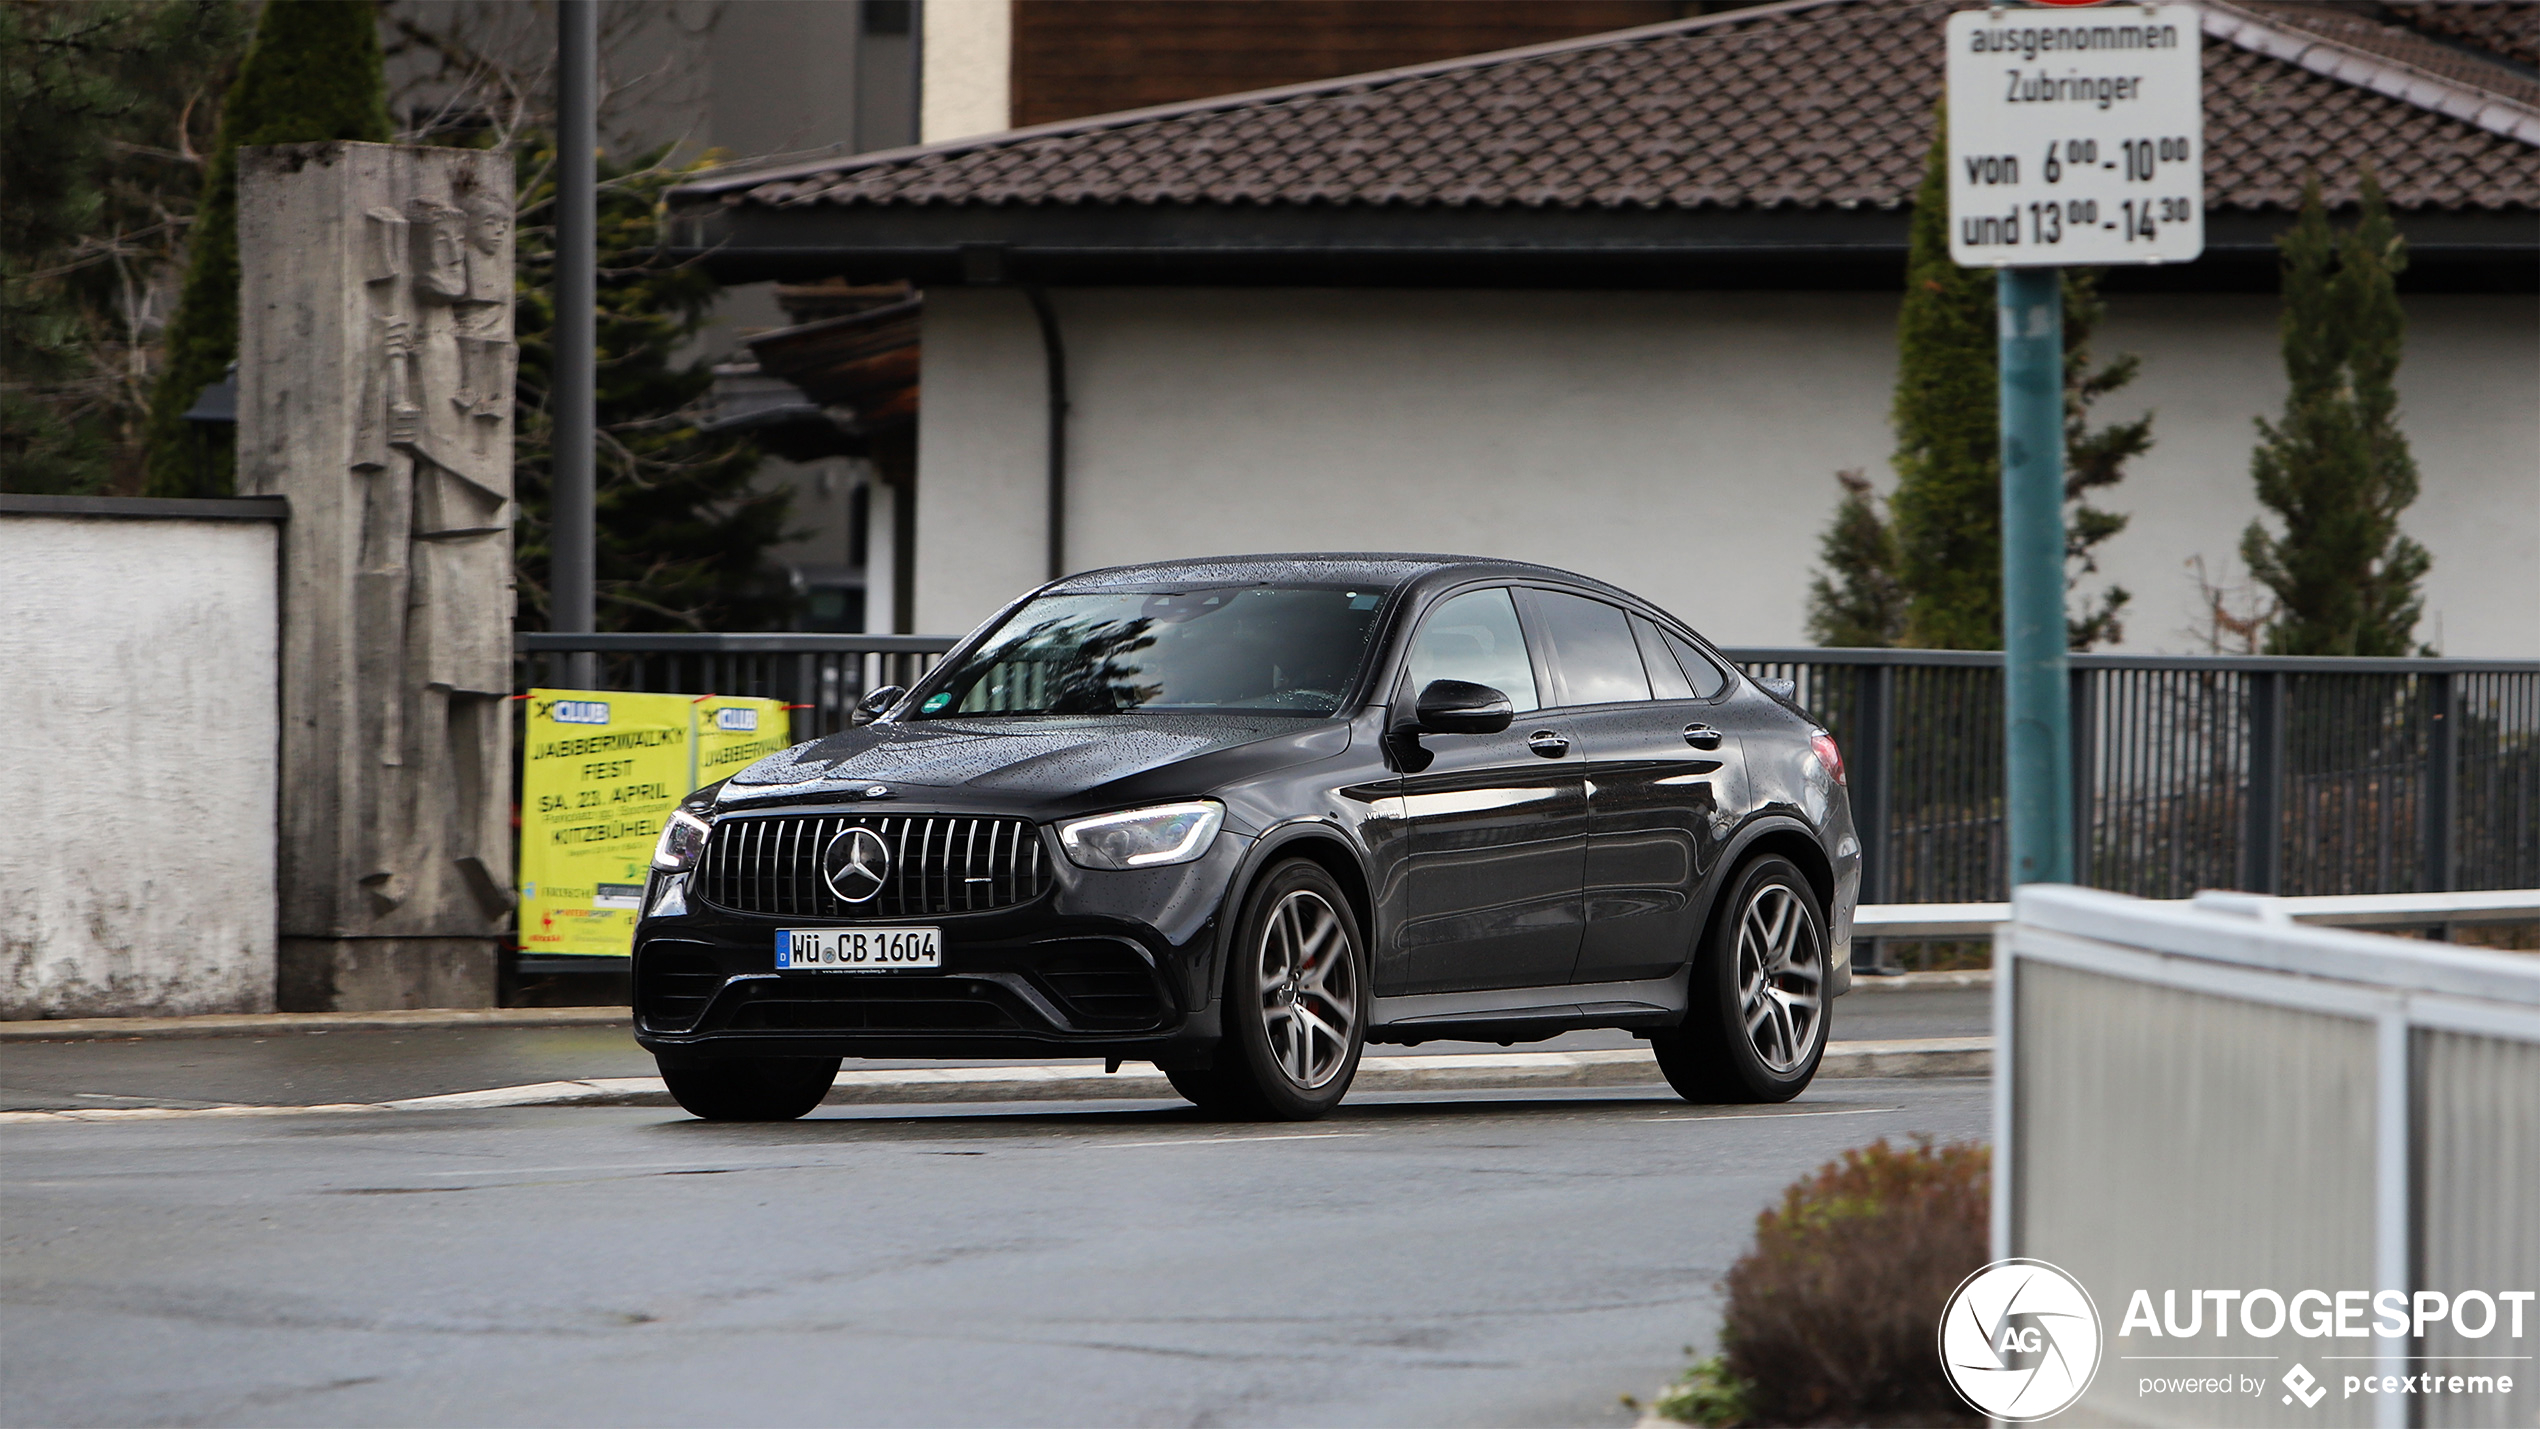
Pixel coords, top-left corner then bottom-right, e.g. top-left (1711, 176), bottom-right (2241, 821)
top-left (630, 825), bottom-right (1249, 1066)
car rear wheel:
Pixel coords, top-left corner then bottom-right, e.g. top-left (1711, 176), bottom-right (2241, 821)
top-left (1652, 854), bottom-right (1830, 1104)
top-left (657, 1053), bottom-right (841, 1122)
top-left (1172, 859), bottom-right (1367, 1121)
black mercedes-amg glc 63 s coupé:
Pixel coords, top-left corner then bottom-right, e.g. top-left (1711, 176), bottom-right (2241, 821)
top-left (635, 555), bottom-right (1859, 1121)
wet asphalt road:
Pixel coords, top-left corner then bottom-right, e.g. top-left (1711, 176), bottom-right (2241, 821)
top-left (1, 1077), bottom-right (1990, 1428)
top-left (0, 989), bottom-right (1988, 1112)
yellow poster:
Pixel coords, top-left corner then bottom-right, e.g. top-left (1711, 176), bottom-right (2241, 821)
top-left (518, 689), bottom-right (693, 957)
top-left (694, 695), bottom-right (792, 789)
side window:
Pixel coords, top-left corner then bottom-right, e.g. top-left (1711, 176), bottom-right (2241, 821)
top-left (1632, 616), bottom-right (1695, 700)
top-left (1532, 590), bottom-right (1652, 708)
top-left (1664, 631), bottom-right (1730, 699)
top-left (1404, 588), bottom-right (1540, 713)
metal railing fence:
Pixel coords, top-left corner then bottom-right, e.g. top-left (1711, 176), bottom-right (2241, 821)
top-left (516, 634), bottom-right (2538, 901)
top-left (1729, 650), bottom-right (2540, 900)
top-left (516, 632), bottom-right (957, 742)
top-left (1998, 885), bottom-right (2540, 1429)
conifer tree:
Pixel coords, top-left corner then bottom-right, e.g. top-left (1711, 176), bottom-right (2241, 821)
top-left (508, 136), bottom-right (796, 632)
top-left (1, 0), bottom-right (245, 494)
top-left (1886, 119), bottom-right (2002, 650)
top-left (1841, 113), bottom-right (2150, 651)
top-left (2242, 173), bottom-right (2430, 656)
top-left (143, 0), bottom-right (389, 497)
top-left (2061, 271), bottom-right (2149, 649)
top-left (1804, 471), bottom-right (1906, 646)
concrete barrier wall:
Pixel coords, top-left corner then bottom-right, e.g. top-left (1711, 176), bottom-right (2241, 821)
top-left (0, 502), bottom-right (282, 1017)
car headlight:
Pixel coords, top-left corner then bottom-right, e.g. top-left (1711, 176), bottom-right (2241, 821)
top-left (652, 808), bottom-right (712, 872)
top-left (1056, 801), bottom-right (1224, 870)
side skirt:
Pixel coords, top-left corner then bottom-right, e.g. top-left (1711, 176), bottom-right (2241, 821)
top-left (1367, 974), bottom-right (1687, 1046)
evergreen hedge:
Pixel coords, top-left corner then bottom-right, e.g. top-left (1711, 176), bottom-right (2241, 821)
top-left (143, 0), bottom-right (388, 497)
top-left (2242, 173), bottom-right (2429, 656)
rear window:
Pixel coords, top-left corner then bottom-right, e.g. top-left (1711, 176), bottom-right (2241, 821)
top-left (1665, 631), bottom-right (1730, 699)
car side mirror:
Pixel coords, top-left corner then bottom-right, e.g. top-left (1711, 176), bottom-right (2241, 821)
top-left (853, 685), bottom-right (906, 726)
top-left (1415, 679), bottom-right (1514, 735)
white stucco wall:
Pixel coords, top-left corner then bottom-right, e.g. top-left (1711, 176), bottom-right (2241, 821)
top-left (0, 514), bottom-right (279, 1017)
top-left (920, 0), bottom-right (1011, 142)
top-left (915, 286), bottom-right (2539, 657)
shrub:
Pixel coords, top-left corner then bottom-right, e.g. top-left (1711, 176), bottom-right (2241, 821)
top-left (1658, 1137), bottom-right (1991, 1426)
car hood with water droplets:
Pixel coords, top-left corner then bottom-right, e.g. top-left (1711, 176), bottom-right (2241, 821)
top-left (717, 714), bottom-right (1325, 804)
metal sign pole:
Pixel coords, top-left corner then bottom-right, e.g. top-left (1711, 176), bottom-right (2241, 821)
top-left (554, 0), bottom-right (598, 689)
top-left (1998, 265), bottom-right (2073, 885)
top-left (1946, 1), bottom-right (2202, 889)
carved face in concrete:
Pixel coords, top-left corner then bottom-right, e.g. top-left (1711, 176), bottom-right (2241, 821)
top-left (408, 201), bottom-right (469, 303)
top-left (460, 190), bottom-right (511, 305)
top-left (461, 189), bottom-right (511, 255)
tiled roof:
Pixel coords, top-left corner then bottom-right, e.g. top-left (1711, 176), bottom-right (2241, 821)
top-left (2397, 1), bottom-right (2540, 72)
top-left (681, 0), bottom-right (2540, 219)
top-left (2240, 3), bottom-right (2540, 113)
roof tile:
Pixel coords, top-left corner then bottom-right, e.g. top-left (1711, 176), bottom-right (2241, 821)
top-left (698, 0), bottom-right (2540, 215)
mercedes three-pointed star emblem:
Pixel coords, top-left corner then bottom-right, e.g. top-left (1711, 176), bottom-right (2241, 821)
top-left (821, 826), bottom-right (892, 903)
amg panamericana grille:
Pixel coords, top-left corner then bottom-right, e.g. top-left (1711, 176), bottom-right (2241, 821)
top-left (695, 813), bottom-right (1051, 918)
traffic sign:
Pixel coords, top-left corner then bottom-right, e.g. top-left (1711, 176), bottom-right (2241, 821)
top-left (1946, 4), bottom-right (2204, 267)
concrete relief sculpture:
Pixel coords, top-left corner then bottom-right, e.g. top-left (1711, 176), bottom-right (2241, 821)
top-left (237, 143), bottom-right (518, 1010)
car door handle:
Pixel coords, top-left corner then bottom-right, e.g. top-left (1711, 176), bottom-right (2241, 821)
top-left (1526, 730), bottom-right (1570, 758)
top-left (1683, 723), bottom-right (1723, 750)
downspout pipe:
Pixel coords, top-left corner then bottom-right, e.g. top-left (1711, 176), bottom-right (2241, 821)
top-left (1022, 285), bottom-right (1067, 583)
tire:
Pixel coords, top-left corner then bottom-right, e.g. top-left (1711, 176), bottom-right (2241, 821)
top-left (1163, 1066), bottom-right (1241, 1113)
top-left (657, 1054), bottom-right (842, 1122)
top-left (1175, 859), bottom-right (1369, 1121)
top-left (1652, 854), bottom-right (1832, 1104)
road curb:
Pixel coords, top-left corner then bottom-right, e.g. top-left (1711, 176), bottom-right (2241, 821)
top-left (0, 1007), bottom-right (631, 1042)
top-left (0, 1038), bottom-right (1990, 1123)
top-left (1846, 969), bottom-right (1993, 992)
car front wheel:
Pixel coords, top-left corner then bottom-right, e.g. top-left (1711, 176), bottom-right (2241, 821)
top-left (657, 1053), bottom-right (842, 1122)
top-left (1171, 858), bottom-right (1367, 1121)
top-left (1651, 853), bottom-right (1830, 1103)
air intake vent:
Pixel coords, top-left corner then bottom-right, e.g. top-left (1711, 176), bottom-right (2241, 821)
top-left (1038, 943), bottom-right (1167, 1030)
top-left (636, 941), bottom-right (723, 1031)
top-left (695, 813), bottom-right (1051, 918)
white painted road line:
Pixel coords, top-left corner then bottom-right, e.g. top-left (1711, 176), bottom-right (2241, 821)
top-left (1099, 1132), bottom-right (1369, 1149)
top-left (1635, 1105), bottom-right (1900, 1123)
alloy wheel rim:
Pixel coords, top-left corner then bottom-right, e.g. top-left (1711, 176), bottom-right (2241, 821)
top-left (1257, 889), bottom-right (1359, 1089)
top-left (1735, 883), bottom-right (1825, 1074)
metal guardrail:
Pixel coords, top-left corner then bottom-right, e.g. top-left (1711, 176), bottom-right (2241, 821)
top-left (1997, 885), bottom-right (2540, 1428)
top-left (1857, 888), bottom-right (2540, 941)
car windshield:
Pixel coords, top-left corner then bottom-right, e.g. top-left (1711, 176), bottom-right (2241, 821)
top-left (914, 586), bottom-right (1387, 717)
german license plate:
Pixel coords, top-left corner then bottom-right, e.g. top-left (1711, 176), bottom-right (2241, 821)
top-left (776, 927), bottom-right (941, 971)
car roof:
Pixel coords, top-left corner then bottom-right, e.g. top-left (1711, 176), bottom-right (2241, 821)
top-left (1047, 552), bottom-right (1636, 603)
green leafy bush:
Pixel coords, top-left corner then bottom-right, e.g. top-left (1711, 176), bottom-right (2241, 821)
top-left (1654, 1138), bottom-right (1990, 1426)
